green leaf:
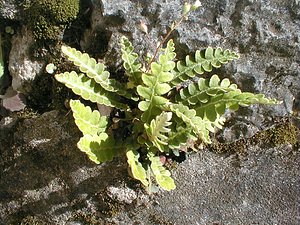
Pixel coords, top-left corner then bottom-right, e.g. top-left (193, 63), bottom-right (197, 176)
top-left (145, 112), bottom-right (172, 151)
top-left (77, 133), bottom-right (120, 164)
top-left (55, 71), bottom-right (129, 110)
top-left (137, 39), bottom-right (176, 122)
top-left (120, 36), bottom-right (143, 87)
top-left (70, 99), bottom-right (108, 135)
top-left (61, 45), bottom-right (130, 98)
top-left (172, 47), bottom-right (239, 85)
top-left (138, 101), bottom-right (150, 111)
top-left (170, 103), bottom-right (211, 143)
top-left (148, 152), bottom-right (176, 191)
top-left (126, 149), bottom-right (149, 186)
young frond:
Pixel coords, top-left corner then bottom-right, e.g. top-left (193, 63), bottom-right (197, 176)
top-left (55, 71), bottom-right (129, 110)
top-left (70, 100), bottom-right (108, 136)
top-left (145, 112), bottom-right (172, 152)
top-left (126, 149), bottom-right (149, 186)
top-left (171, 47), bottom-right (239, 85)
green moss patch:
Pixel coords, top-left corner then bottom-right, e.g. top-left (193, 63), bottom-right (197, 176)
top-left (24, 0), bottom-right (79, 40)
top-left (210, 119), bottom-right (299, 154)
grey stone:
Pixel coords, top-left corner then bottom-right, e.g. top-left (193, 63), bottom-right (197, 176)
top-left (109, 145), bottom-right (300, 224)
top-left (0, 0), bottom-right (299, 224)
top-left (8, 27), bottom-right (45, 93)
top-left (106, 186), bottom-right (137, 204)
top-left (0, 0), bottom-right (24, 20)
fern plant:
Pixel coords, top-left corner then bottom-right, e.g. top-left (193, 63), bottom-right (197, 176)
top-left (55, 3), bottom-right (279, 191)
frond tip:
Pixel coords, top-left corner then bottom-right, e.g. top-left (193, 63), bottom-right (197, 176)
top-left (172, 47), bottom-right (239, 85)
top-left (148, 152), bottom-right (176, 191)
top-left (70, 100), bottom-right (108, 136)
top-left (77, 133), bottom-right (118, 164)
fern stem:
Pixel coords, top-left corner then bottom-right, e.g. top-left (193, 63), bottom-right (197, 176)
top-left (146, 13), bottom-right (188, 72)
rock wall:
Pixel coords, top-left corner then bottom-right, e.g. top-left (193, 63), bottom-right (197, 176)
top-left (0, 0), bottom-right (299, 224)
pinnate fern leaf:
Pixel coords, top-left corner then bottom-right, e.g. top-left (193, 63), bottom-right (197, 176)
top-left (120, 36), bottom-right (142, 88)
top-left (137, 39), bottom-right (176, 122)
top-left (61, 46), bottom-right (128, 97)
top-left (145, 112), bottom-right (172, 151)
top-left (55, 71), bottom-right (128, 110)
top-left (148, 152), bottom-right (176, 191)
top-left (195, 89), bottom-right (278, 121)
top-left (77, 133), bottom-right (121, 164)
top-left (69, 99), bottom-right (108, 135)
top-left (176, 74), bottom-right (278, 122)
top-left (126, 149), bottom-right (149, 186)
top-left (172, 47), bottom-right (239, 85)
top-left (170, 103), bottom-right (212, 143)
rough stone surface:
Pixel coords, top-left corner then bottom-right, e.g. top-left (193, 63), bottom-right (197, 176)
top-left (81, 0), bottom-right (300, 141)
top-left (0, 0), bottom-right (299, 224)
top-left (0, 110), bottom-right (144, 224)
top-left (109, 145), bottom-right (300, 224)
top-left (8, 27), bottom-right (45, 93)
top-left (0, 0), bottom-right (24, 20)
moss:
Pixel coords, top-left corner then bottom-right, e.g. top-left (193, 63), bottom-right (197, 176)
top-left (72, 212), bottom-right (102, 225)
top-left (269, 121), bottom-right (299, 146)
top-left (24, 0), bottom-right (79, 40)
top-left (19, 215), bottom-right (49, 225)
top-left (210, 119), bottom-right (299, 154)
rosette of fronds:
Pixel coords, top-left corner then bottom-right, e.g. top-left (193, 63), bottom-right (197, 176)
top-left (55, 35), bottom-right (279, 192)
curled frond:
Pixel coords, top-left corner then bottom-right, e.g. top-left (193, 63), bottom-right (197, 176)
top-left (171, 47), bottom-right (239, 85)
top-left (70, 99), bottom-right (108, 136)
top-left (55, 71), bottom-right (129, 110)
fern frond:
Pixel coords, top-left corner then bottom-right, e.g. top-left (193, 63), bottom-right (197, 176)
top-left (170, 103), bottom-right (212, 143)
top-left (176, 74), bottom-right (278, 122)
top-left (70, 100), bottom-right (108, 135)
top-left (137, 39), bottom-right (176, 122)
top-left (195, 90), bottom-right (279, 120)
top-left (55, 71), bottom-right (129, 110)
top-left (171, 47), bottom-right (239, 85)
top-left (176, 75), bottom-right (238, 105)
top-left (168, 123), bottom-right (197, 150)
top-left (126, 149), bottom-right (149, 186)
top-left (148, 152), bottom-right (176, 191)
top-left (77, 133), bottom-right (121, 164)
top-left (145, 112), bottom-right (172, 152)
top-left (120, 36), bottom-right (142, 88)
top-left (61, 46), bottom-right (129, 97)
